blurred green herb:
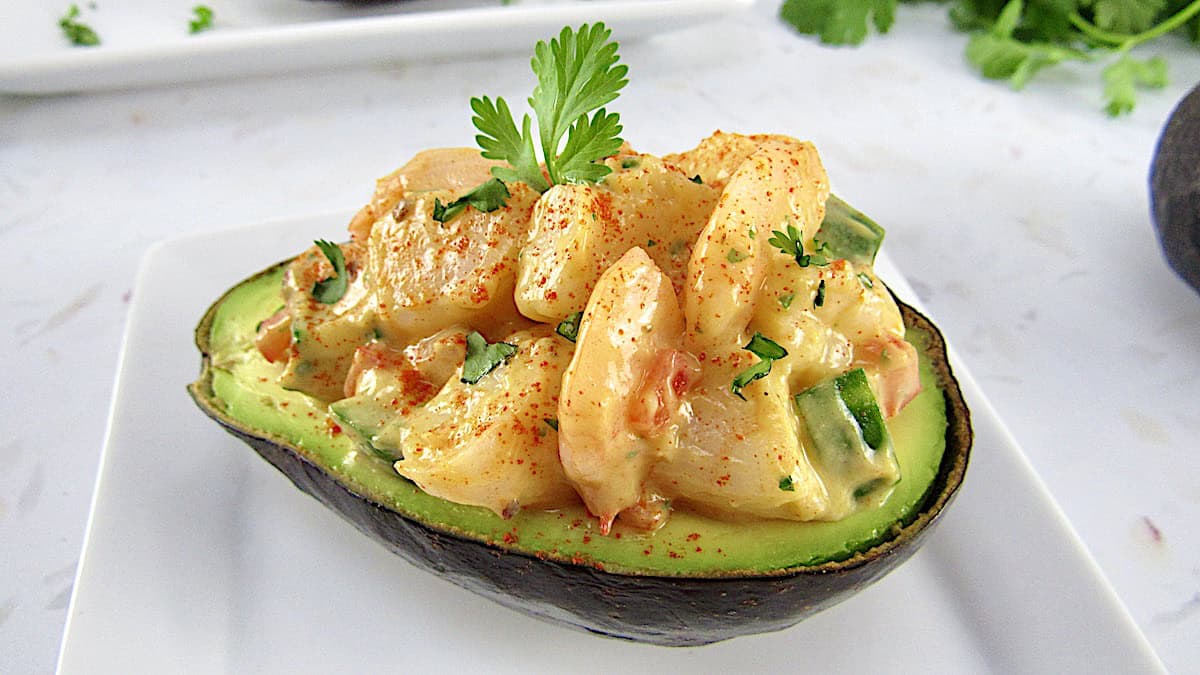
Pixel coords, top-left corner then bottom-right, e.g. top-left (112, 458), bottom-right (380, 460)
top-left (779, 0), bottom-right (1200, 115)
top-left (60, 4), bottom-right (100, 46)
top-left (189, 5), bottom-right (215, 34)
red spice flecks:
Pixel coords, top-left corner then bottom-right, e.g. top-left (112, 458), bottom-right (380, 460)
top-left (326, 420), bottom-right (343, 436)
top-left (668, 550), bottom-right (682, 559)
top-left (716, 474), bottom-right (731, 487)
top-left (686, 532), bottom-right (701, 541)
top-left (593, 191), bottom-right (616, 223)
top-left (502, 532), bottom-right (519, 545)
top-left (582, 535), bottom-right (592, 544)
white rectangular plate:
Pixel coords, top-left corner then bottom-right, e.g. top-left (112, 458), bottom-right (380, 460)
top-left (58, 213), bottom-right (1163, 673)
top-left (1, 0), bottom-right (751, 94)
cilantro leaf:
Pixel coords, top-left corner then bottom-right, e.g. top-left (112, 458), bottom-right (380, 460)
top-left (189, 5), bottom-right (215, 34)
top-left (432, 177), bottom-right (511, 223)
top-left (471, 96), bottom-right (548, 192)
top-left (779, 475), bottom-right (797, 492)
top-left (556, 109), bottom-right (624, 184)
top-left (768, 223), bottom-right (804, 259)
top-left (461, 332), bottom-right (518, 384)
top-left (731, 360), bottom-right (773, 400)
top-left (60, 4), bottom-right (100, 46)
top-left (530, 23), bottom-right (628, 181)
top-left (744, 333), bottom-right (788, 360)
top-left (965, 0), bottom-right (1088, 90)
top-left (732, 333), bottom-right (788, 400)
top-left (555, 311), bottom-right (583, 342)
top-left (471, 23), bottom-right (627, 192)
top-left (1102, 53), bottom-right (1168, 115)
top-left (1088, 0), bottom-right (1167, 34)
top-left (311, 240), bottom-right (348, 304)
top-left (814, 279), bottom-right (827, 307)
top-left (768, 223), bottom-right (830, 267)
top-left (780, 0), bottom-right (899, 45)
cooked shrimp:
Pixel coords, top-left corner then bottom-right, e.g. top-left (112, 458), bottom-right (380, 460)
top-left (557, 247), bottom-right (689, 533)
top-left (685, 138), bottom-right (830, 349)
top-left (367, 183), bottom-right (539, 345)
top-left (347, 148), bottom-right (504, 242)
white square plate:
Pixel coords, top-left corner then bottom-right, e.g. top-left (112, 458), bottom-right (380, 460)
top-left (1, 0), bottom-right (751, 94)
top-left (58, 213), bottom-right (1163, 673)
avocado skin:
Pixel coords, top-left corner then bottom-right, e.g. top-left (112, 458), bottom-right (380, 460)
top-left (1151, 82), bottom-right (1200, 295)
top-left (190, 297), bottom-right (971, 646)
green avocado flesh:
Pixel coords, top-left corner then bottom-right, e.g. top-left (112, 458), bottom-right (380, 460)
top-left (204, 265), bottom-right (948, 576)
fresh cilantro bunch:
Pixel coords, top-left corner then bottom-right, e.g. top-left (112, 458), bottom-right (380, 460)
top-left (471, 22), bottom-right (628, 192)
top-left (780, 0), bottom-right (1200, 115)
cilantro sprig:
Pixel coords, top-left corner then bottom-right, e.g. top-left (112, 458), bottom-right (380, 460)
top-left (471, 23), bottom-right (628, 192)
top-left (731, 333), bottom-right (788, 400)
top-left (768, 223), bottom-right (830, 268)
top-left (780, 0), bottom-right (1200, 115)
top-left (311, 240), bottom-right (348, 304)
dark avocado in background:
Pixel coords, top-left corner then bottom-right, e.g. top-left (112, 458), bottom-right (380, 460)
top-left (1151, 82), bottom-right (1200, 295)
top-left (188, 248), bottom-right (972, 647)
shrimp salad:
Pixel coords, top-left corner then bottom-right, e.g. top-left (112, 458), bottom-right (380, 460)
top-left (254, 131), bottom-right (922, 534)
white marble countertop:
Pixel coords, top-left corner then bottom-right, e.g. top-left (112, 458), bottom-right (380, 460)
top-left (3, 1), bottom-right (1199, 672)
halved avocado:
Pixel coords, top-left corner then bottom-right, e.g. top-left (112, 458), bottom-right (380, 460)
top-left (188, 262), bottom-right (972, 646)
top-left (1151, 82), bottom-right (1200, 295)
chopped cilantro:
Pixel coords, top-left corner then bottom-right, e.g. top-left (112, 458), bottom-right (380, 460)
top-left (857, 272), bottom-right (874, 289)
top-left (311, 240), bottom-right (348, 304)
top-left (544, 417), bottom-right (559, 431)
top-left (768, 223), bottom-right (828, 267)
top-left (556, 311), bottom-right (583, 343)
top-left (461, 332), bottom-right (518, 384)
top-left (690, 174), bottom-right (704, 184)
top-left (646, 239), bottom-right (657, 247)
top-left (189, 5), bottom-right (215, 34)
top-left (621, 157), bottom-right (641, 169)
top-left (779, 475), bottom-right (796, 492)
top-left (814, 279), bottom-right (826, 307)
top-left (60, 4), bottom-right (100, 46)
top-left (779, 292), bottom-right (795, 309)
top-left (745, 332), bottom-right (788, 360)
top-left (731, 360), bottom-right (773, 400)
top-left (726, 248), bottom-right (747, 263)
top-left (432, 177), bottom-right (511, 223)
top-left (471, 23), bottom-right (627, 191)
top-left (731, 333), bottom-right (788, 400)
